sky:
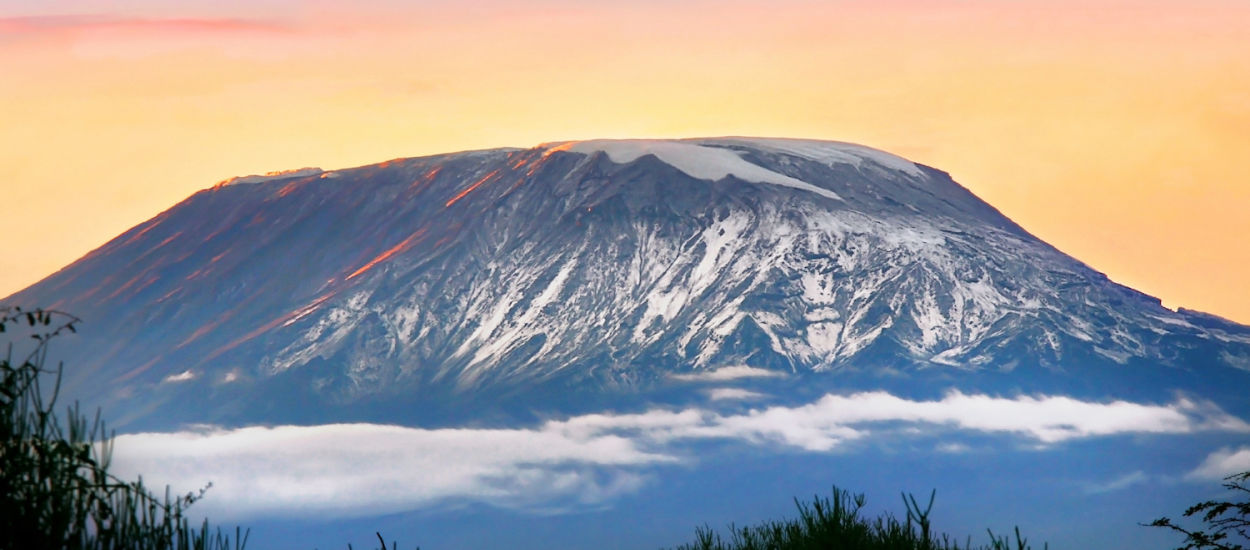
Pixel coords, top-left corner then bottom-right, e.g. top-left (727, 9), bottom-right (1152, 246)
top-left (1, 0), bottom-right (1249, 324)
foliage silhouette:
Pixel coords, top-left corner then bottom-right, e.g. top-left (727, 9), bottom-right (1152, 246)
top-left (1147, 471), bottom-right (1250, 550)
top-left (0, 306), bottom-right (247, 550)
top-left (666, 485), bottom-right (1044, 550)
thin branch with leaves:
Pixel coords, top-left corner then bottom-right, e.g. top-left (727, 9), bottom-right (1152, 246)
top-left (1146, 471), bottom-right (1250, 550)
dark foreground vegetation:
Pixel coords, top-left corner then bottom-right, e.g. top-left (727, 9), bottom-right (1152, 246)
top-left (1148, 471), bottom-right (1250, 550)
top-left (667, 487), bottom-right (1041, 550)
top-left (0, 307), bottom-right (245, 550)
top-left (2, 306), bottom-right (1247, 550)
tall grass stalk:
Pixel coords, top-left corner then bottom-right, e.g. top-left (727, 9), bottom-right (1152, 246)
top-left (0, 307), bottom-right (247, 550)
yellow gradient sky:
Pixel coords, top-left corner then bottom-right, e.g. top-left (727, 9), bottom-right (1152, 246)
top-left (2, 0), bottom-right (1248, 323)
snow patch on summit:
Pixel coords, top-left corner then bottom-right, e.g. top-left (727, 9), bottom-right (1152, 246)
top-left (701, 137), bottom-right (926, 178)
top-left (216, 167), bottom-right (323, 187)
top-left (552, 140), bottom-right (843, 202)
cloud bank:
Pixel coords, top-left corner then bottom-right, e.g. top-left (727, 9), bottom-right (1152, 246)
top-left (669, 365), bottom-right (786, 382)
top-left (1188, 446), bottom-right (1250, 480)
top-left (705, 387), bottom-right (768, 401)
top-left (108, 390), bottom-right (1249, 519)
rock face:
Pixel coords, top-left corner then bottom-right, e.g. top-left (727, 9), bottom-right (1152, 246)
top-left (8, 137), bottom-right (1250, 427)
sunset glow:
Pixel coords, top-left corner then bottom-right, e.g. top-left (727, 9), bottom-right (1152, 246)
top-left (2, 0), bottom-right (1249, 322)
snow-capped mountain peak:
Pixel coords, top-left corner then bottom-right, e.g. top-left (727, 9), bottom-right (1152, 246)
top-left (7, 137), bottom-right (1248, 427)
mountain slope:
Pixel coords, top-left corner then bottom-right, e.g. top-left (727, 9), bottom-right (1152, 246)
top-left (8, 137), bottom-right (1250, 427)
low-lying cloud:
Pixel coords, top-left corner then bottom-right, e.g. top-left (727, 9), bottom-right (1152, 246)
top-left (705, 387), bottom-right (768, 401)
top-left (669, 365), bottom-right (786, 382)
top-left (110, 422), bottom-right (668, 518)
top-left (1187, 446), bottom-right (1250, 480)
top-left (109, 390), bottom-right (1249, 519)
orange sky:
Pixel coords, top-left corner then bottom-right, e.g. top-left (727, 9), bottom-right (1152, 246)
top-left (2, 0), bottom-right (1248, 323)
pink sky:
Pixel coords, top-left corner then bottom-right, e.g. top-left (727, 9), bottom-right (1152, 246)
top-left (2, 0), bottom-right (1249, 322)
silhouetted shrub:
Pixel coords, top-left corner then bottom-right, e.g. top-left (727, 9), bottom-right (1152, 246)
top-left (0, 307), bottom-right (247, 550)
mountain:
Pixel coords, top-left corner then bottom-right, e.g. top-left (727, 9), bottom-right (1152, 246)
top-left (7, 137), bottom-right (1250, 428)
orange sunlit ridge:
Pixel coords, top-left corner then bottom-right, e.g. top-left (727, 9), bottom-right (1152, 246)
top-left (541, 142), bottom-right (576, 157)
top-left (345, 228), bottom-right (429, 281)
top-left (195, 224), bottom-right (433, 366)
top-left (199, 291), bottom-right (336, 366)
top-left (410, 166), bottom-right (443, 191)
top-left (444, 170), bottom-right (501, 208)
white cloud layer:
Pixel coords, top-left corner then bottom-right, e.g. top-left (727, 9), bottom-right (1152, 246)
top-left (108, 390), bottom-right (1249, 519)
top-left (705, 387), bottom-right (768, 401)
top-left (1188, 446), bottom-right (1250, 480)
top-left (110, 422), bottom-right (668, 519)
top-left (669, 365), bottom-right (786, 382)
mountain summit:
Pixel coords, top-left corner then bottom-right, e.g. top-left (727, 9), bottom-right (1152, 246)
top-left (9, 137), bottom-right (1250, 427)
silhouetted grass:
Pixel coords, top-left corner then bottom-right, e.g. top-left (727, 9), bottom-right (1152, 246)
top-left (1, 307), bottom-right (247, 550)
top-left (344, 532), bottom-right (418, 550)
top-left (667, 486), bottom-right (1043, 550)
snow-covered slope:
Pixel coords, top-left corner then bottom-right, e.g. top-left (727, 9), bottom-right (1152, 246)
top-left (8, 137), bottom-right (1250, 427)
